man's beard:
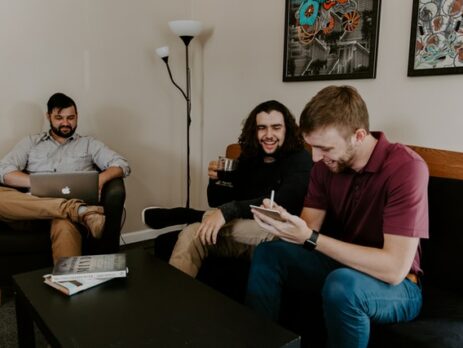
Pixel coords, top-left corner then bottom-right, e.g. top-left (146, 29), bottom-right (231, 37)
top-left (50, 123), bottom-right (76, 138)
top-left (325, 146), bottom-right (355, 173)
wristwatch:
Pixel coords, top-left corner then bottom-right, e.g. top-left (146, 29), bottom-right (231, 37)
top-left (303, 230), bottom-right (319, 250)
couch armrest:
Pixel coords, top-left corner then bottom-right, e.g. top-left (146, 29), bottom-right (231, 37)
top-left (88, 177), bottom-right (126, 254)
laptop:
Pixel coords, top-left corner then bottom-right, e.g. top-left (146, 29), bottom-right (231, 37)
top-left (30, 171), bottom-right (99, 204)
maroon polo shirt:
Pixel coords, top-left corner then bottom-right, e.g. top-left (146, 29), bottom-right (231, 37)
top-left (304, 132), bottom-right (429, 275)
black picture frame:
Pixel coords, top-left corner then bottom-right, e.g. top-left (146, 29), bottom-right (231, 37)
top-left (408, 0), bottom-right (463, 77)
top-left (283, 0), bottom-right (381, 82)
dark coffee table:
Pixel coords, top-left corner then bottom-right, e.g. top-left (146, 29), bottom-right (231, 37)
top-left (14, 248), bottom-right (300, 347)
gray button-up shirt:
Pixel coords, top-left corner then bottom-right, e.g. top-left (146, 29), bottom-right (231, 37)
top-left (0, 132), bottom-right (131, 183)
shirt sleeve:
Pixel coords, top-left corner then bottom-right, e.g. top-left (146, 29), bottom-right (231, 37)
top-left (87, 137), bottom-right (131, 177)
top-left (304, 162), bottom-right (330, 210)
top-left (383, 158), bottom-right (429, 238)
top-left (0, 136), bottom-right (34, 183)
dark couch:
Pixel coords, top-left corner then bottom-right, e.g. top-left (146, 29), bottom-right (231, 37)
top-left (0, 177), bottom-right (126, 292)
top-left (154, 145), bottom-right (463, 347)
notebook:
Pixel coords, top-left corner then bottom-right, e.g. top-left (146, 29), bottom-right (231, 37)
top-left (30, 171), bottom-right (99, 204)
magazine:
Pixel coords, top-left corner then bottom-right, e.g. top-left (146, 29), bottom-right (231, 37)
top-left (51, 253), bottom-right (128, 282)
top-left (43, 274), bottom-right (113, 296)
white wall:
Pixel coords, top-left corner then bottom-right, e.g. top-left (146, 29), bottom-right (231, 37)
top-left (194, 0), bottom-right (463, 205)
top-left (0, 0), bottom-right (197, 235)
top-left (1, 1), bottom-right (462, 238)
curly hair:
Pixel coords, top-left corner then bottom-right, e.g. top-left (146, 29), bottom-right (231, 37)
top-left (238, 100), bottom-right (304, 158)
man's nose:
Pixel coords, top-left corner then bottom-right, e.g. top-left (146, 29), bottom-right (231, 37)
top-left (264, 129), bottom-right (274, 138)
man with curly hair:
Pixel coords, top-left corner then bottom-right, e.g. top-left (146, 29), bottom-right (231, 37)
top-left (144, 100), bottom-right (312, 277)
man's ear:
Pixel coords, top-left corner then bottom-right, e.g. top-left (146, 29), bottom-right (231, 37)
top-left (353, 128), bottom-right (367, 144)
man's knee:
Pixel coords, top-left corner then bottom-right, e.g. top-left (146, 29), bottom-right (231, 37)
top-left (322, 268), bottom-right (362, 307)
top-left (176, 223), bottom-right (201, 244)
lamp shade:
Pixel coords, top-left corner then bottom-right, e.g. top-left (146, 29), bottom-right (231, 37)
top-left (168, 20), bottom-right (203, 37)
top-left (155, 46), bottom-right (169, 58)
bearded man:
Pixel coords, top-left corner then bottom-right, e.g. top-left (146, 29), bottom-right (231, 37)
top-left (0, 93), bottom-right (130, 263)
top-left (147, 100), bottom-right (312, 277)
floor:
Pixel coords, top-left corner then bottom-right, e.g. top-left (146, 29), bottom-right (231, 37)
top-left (0, 287), bottom-right (48, 348)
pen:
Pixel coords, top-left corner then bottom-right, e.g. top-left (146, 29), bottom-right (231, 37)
top-left (269, 190), bottom-right (275, 208)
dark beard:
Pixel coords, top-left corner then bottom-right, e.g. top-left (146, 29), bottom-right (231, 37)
top-left (50, 124), bottom-right (76, 139)
top-left (258, 144), bottom-right (282, 162)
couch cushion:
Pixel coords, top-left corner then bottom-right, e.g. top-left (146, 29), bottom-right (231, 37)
top-left (421, 176), bottom-right (463, 293)
top-left (0, 221), bottom-right (51, 254)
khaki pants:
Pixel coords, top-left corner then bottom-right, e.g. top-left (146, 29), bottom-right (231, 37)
top-left (0, 187), bottom-right (84, 263)
top-left (169, 210), bottom-right (276, 277)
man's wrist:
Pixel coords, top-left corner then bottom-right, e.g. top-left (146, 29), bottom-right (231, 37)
top-left (303, 229), bottom-right (319, 250)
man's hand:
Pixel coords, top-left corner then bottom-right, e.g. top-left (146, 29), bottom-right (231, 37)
top-left (98, 167), bottom-right (123, 194)
top-left (208, 160), bottom-right (219, 180)
top-left (252, 198), bottom-right (312, 244)
top-left (195, 209), bottom-right (226, 245)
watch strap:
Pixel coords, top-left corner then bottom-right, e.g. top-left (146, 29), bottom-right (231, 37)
top-left (303, 230), bottom-right (319, 250)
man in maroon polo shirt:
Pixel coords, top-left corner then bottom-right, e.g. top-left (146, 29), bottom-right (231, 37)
top-left (245, 85), bottom-right (429, 348)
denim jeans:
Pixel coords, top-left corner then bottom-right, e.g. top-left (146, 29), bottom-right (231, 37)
top-left (245, 240), bottom-right (423, 348)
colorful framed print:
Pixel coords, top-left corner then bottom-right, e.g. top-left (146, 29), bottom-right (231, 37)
top-left (283, 0), bottom-right (382, 81)
top-left (408, 0), bottom-right (463, 76)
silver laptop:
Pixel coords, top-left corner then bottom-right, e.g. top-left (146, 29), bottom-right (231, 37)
top-left (30, 171), bottom-right (99, 204)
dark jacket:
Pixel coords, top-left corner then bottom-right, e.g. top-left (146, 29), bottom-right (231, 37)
top-left (207, 148), bottom-right (312, 222)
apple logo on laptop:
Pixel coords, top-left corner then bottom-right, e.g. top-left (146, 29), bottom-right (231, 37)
top-left (61, 186), bottom-right (71, 195)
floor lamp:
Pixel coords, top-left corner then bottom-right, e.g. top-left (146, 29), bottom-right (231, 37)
top-left (156, 20), bottom-right (203, 208)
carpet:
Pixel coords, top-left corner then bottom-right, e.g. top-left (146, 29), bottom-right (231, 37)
top-left (0, 288), bottom-right (48, 348)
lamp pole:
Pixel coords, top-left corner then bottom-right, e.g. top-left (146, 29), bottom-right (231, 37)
top-left (156, 20), bottom-right (202, 208)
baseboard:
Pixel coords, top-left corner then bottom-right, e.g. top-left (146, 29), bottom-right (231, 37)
top-left (119, 225), bottom-right (185, 245)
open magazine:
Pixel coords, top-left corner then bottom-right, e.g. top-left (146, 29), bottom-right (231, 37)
top-left (51, 253), bottom-right (128, 282)
top-left (43, 274), bottom-right (113, 296)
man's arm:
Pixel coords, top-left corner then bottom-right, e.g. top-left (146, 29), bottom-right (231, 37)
top-left (88, 137), bottom-right (130, 177)
top-left (254, 205), bottom-right (419, 285)
top-left (3, 171), bottom-right (31, 188)
top-left (0, 136), bottom-right (35, 187)
top-left (207, 159), bottom-right (235, 207)
top-left (98, 166), bottom-right (124, 193)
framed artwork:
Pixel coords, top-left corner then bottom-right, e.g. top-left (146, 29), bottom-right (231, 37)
top-left (283, 0), bottom-right (382, 82)
top-left (408, 0), bottom-right (463, 76)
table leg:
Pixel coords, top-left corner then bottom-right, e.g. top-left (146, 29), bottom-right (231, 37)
top-left (15, 291), bottom-right (36, 348)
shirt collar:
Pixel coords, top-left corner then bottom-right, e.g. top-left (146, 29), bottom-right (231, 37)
top-left (39, 130), bottom-right (80, 143)
top-left (361, 131), bottom-right (390, 173)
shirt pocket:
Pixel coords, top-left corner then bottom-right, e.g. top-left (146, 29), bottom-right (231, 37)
top-left (27, 153), bottom-right (54, 173)
top-left (59, 154), bottom-right (96, 172)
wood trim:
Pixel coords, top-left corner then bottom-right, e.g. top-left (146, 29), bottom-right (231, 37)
top-left (407, 145), bottom-right (463, 181)
top-left (225, 143), bottom-right (463, 180)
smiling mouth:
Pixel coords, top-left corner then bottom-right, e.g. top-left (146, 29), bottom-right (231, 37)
top-left (324, 160), bottom-right (336, 166)
top-left (262, 139), bottom-right (278, 145)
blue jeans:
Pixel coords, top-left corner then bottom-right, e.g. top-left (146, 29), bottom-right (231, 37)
top-left (245, 240), bottom-right (422, 348)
